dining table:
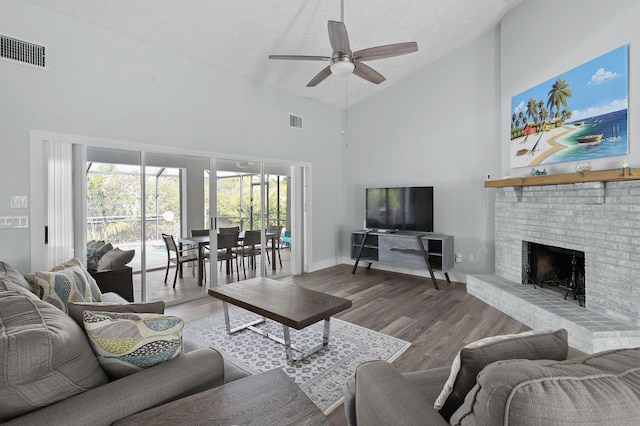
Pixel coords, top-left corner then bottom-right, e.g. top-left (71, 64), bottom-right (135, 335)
top-left (178, 231), bottom-right (277, 286)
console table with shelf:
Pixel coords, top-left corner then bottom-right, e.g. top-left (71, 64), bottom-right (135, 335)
top-left (350, 230), bottom-right (453, 289)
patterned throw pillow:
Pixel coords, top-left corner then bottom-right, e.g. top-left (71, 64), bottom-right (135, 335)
top-left (25, 263), bottom-right (96, 313)
top-left (67, 301), bottom-right (165, 328)
top-left (51, 257), bottom-right (103, 302)
top-left (83, 311), bottom-right (184, 380)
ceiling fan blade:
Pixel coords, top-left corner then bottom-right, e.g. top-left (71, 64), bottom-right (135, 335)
top-left (306, 66), bottom-right (332, 87)
top-left (269, 55), bottom-right (331, 61)
top-left (328, 21), bottom-right (352, 55)
top-left (353, 62), bottom-right (385, 84)
top-left (354, 42), bottom-right (418, 61)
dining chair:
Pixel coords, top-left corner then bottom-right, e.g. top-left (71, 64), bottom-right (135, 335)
top-left (218, 227), bottom-right (241, 269)
top-left (217, 231), bottom-right (240, 280)
top-left (219, 226), bottom-right (240, 234)
top-left (238, 230), bottom-right (262, 279)
top-left (267, 225), bottom-right (283, 267)
top-left (161, 233), bottom-right (198, 288)
top-left (190, 229), bottom-right (210, 282)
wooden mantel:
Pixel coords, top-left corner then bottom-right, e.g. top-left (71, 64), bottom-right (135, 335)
top-left (484, 168), bottom-right (639, 188)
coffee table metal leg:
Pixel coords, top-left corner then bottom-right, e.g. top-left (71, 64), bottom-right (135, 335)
top-left (222, 302), bottom-right (265, 334)
top-left (282, 319), bottom-right (331, 365)
top-left (222, 303), bottom-right (332, 365)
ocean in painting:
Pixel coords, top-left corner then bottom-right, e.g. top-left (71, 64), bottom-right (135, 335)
top-left (545, 109), bottom-right (628, 164)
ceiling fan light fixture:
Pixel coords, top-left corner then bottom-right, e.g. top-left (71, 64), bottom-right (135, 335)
top-left (330, 59), bottom-right (354, 76)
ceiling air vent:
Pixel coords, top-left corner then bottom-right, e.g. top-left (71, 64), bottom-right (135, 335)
top-left (1, 34), bottom-right (49, 70)
top-left (289, 114), bottom-right (303, 130)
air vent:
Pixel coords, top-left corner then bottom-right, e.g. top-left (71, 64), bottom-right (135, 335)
top-left (1, 34), bottom-right (48, 70)
top-left (289, 114), bottom-right (303, 130)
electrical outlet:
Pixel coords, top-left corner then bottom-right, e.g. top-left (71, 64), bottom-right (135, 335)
top-left (455, 253), bottom-right (463, 263)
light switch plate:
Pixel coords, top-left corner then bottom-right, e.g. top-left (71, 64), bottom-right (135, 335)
top-left (0, 216), bottom-right (29, 229)
top-left (11, 196), bottom-right (28, 209)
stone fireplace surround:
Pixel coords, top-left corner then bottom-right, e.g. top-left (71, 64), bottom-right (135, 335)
top-left (468, 179), bottom-right (640, 353)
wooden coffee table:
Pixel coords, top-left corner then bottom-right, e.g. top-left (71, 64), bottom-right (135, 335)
top-left (114, 368), bottom-right (329, 425)
top-left (208, 277), bottom-right (352, 365)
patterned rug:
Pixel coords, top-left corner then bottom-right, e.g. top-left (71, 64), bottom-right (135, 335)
top-left (183, 308), bottom-right (410, 415)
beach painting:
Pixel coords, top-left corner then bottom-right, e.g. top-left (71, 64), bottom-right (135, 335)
top-left (510, 45), bottom-right (628, 168)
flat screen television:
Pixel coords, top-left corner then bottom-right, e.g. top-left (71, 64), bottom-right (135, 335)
top-left (366, 186), bottom-right (434, 232)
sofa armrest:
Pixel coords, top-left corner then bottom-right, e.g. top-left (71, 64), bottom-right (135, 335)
top-left (90, 266), bottom-right (134, 302)
top-left (355, 361), bottom-right (449, 426)
top-left (5, 347), bottom-right (225, 426)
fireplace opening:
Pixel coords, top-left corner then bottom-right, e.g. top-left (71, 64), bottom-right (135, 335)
top-left (522, 241), bottom-right (586, 306)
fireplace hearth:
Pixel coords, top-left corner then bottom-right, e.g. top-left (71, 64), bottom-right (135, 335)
top-left (522, 242), bottom-right (585, 306)
top-left (468, 179), bottom-right (640, 353)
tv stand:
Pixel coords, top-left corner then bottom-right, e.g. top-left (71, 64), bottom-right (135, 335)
top-left (350, 230), bottom-right (453, 289)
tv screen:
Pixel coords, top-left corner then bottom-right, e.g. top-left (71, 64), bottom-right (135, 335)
top-left (366, 186), bottom-right (434, 232)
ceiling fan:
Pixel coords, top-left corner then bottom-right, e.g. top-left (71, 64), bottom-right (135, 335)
top-left (268, 18), bottom-right (418, 87)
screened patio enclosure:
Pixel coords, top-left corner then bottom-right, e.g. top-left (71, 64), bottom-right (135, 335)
top-left (84, 148), bottom-right (295, 305)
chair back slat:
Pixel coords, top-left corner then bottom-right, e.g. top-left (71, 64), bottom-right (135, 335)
top-left (220, 226), bottom-right (240, 235)
top-left (218, 231), bottom-right (239, 250)
top-left (162, 233), bottom-right (178, 253)
top-left (267, 225), bottom-right (283, 239)
top-left (242, 230), bottom-right (262, 246)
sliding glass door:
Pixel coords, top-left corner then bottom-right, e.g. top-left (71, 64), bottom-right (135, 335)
top-left (31, 131), bottom-right (306, 303)
top-left (85, 148), bottom-right (212, 304)
top-left (213, 159), bottom-right (297, 282)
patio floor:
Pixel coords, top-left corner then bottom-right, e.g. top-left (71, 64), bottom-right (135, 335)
top-left (131, 247), bottom-right (291, 304)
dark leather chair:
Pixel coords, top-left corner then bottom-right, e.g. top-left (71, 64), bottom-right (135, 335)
top-left (89, 266), bottom-right (134, 302)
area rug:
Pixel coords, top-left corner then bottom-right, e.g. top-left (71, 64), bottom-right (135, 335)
top-left (183, 308), bottom-right (410, 415)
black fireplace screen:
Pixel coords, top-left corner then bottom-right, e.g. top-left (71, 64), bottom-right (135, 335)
top-left (522, 241), bottom-right (585, 306)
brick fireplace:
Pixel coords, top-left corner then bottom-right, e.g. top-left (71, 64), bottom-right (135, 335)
top-left (468, 179), bottom-right (640, 353)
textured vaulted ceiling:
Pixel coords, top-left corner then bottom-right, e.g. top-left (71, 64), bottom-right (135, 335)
top-left (24, 0), bottom-right (524, 108)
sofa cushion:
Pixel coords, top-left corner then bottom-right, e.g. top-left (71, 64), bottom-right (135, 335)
top-left (25, 267), bottom-right (95, 313)
top-left (97, 247), bottom-right (135, 271)
top-left (435, 328), bottom-right (568, 420)
top-left (67, 300), bottom-right (165, 327)
top-left (51, 257), bottom-right (103, 302)
top-left (450, 347), bottom-right (640, 426)
top-left (0, 278), bottom-right (108, 422)
top-left (83, 311), bottom-right (184, 380)
top-left (0, 260), bottom-right (33, 291)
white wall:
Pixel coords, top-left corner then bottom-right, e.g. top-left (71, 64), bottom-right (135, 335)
top-left (0, 0), bottom-right (343, 272)
top-left (343, 29), bottom-right (502, 281)
top-left (501, 0), bottom-right (640, 176)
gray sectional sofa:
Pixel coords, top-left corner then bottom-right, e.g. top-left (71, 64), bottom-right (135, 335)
top-left (346, 328), bottom-right (640, 425)
top-left (0, 260), bottom-right (249, 425)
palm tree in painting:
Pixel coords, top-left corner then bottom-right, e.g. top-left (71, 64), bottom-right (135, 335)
top-left (547, 78), bottom-right (572, 120)
top-left (526, 98), bottom-right (538, 124)
top-left (512, 112), bottom-right (517, 129)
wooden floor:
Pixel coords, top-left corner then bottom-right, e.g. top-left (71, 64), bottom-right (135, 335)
top-left (166, 264), bottom-right (579, 426)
